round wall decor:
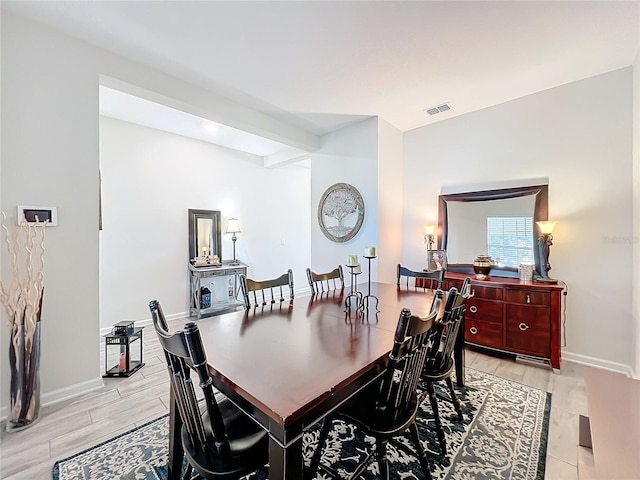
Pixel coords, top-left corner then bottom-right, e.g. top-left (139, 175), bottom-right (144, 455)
top-left (317, 183), bottom-right (365, 243)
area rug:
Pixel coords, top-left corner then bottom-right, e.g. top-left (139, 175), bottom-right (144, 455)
top-left (52, 368), bottom-right (550, 480)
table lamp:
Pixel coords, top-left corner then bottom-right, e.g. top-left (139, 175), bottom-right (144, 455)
top-left (424, 224), bottom-right (435, 250)
top-left (226, 218), bottom-right (241, 265)
top-left (536, 220), bottom-right (558, 283)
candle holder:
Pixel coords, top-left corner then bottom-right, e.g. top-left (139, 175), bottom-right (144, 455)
top-left (344, 265), bottom-right (363, 312)
top-left (361, 255), bottom-right (379, 312)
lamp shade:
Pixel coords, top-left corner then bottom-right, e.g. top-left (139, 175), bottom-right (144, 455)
top-left (226, 218), bottom-right (241, 234)
top-left (424, 224), bottom-right (435, 236)
top-left (536, 221), bottom-right (556, 235)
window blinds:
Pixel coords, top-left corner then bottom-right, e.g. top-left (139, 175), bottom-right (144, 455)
top-left (487, 217), bottom-right (534, 268)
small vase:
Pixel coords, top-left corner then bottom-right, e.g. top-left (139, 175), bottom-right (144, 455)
top-left (473, 254), bottom-right (494, 279)
top-left (7, 321), bottom-right (42, 432)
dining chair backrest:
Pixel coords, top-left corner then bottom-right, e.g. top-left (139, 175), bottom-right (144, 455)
top-left (423, 277), bottom-right (473, 373)
top-left (149, 300), bottom-right (231, 459)
top-left (239, 269), bottom-right (294, 309)
top-left (306, 265), bottom-right (344, 294)
top-left (153, 298), bottom-right (169, 331)
top-left (377, 291), bottom-right (443, 421)
top-left (397, 263), bottom-right (445, 290)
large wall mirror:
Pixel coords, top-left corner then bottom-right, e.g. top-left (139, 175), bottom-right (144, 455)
top-left (438, 184), bottom-right (548, 278)
top-left (188, 209), bottom-right (222, 261)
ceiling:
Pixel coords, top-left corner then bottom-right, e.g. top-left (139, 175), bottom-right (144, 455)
top-left (4, 1), bottom-right (640, 155)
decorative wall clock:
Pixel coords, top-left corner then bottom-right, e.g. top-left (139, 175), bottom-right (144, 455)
top-left (317, 183), bottom-right (365, 243)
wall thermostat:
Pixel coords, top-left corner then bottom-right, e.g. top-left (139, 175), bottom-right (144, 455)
top-left (17, 206), bottom-right (58, 226)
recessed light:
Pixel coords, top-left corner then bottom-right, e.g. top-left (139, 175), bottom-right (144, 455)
top-left (203, 122), bottom-right (218, 133)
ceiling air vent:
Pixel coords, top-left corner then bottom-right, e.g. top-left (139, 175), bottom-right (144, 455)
top-left (425, 103), bottom-right (452, 116)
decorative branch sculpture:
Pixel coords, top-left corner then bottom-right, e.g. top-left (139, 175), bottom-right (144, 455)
top-left (0, 213), bottom-right (47, 431)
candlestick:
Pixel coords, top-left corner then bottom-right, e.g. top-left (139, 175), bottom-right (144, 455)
top-left (347, 254), bottom-right (358, 267)
top-left (361, 256), bottom-right (379, 313)
top-left (344, 265), bottom-right (363, 312)
top-left (364, 246), bottom-right (376, 257)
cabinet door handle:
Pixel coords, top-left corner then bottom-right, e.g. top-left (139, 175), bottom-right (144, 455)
top-left (469, 305), bottom-right (478, 314)
top-left (518, 322), bottom-right (529, 331)
top-left (526, 294), bottom-right (531, 304)
top-left (469, 327), bottom-right (478, 334)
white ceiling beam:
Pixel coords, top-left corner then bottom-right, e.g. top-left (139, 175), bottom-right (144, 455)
top-left (263, 150), bottom-right (312, 169)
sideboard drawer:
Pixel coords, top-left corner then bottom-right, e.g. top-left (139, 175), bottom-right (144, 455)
top-left (505, 289), bottom-right (550, 306)
top-left (465, 318), bottom-right (504, 349)
top-left (224, 268), bottom-right (247, 276)
top-left (466, 298), bottom-right (503, 323)
top-left (506, 304), bottom-right (550, 325)
top-left (505, 304), bottom-right (551, 357)
top-left (200, 267), bottom-right (246, 277)
top-left (201, 269), bottom-right (226, 278)
top-left (470, 284), bottom-right (503, 301)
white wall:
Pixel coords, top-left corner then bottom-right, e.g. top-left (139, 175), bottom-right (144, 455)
top-left (2, 12), bottom-right (104, 405)
top-left (0, 5), bottom-right (4, 410)
top-left (100, 117), bottom-right (311, 328)
top-left (404, 68), bottom-right (635, 372)
top-left (377, 119), bottom-right (404, 284)
top-left (310, 118), bottom-right (380, 279)
top-left (0, 11), bottom-right (318, 410)
top-left (633, 50), bottom-right (640, 377)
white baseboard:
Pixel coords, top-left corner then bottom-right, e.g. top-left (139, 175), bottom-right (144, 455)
top-left (297, 286), bottom-right (312, 296)
top-left (563, 350), bottom-right (637, 378)
top-left (0, 376), bottom-right (104, 422)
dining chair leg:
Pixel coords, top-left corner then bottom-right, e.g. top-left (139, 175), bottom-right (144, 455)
top-left (445, 376), bottom-right (463, 421)
top-left (426, 382), bottom-right (447, 455)
top-left (309, 417), bottom-right (333, 476)
top-left (376, 439), bottom-right (390, 480)
top-left (409, 423), bottom-right (432, 480)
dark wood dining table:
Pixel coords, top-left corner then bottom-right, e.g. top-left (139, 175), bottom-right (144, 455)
top-left (166, 281), bottom-right (465, 480)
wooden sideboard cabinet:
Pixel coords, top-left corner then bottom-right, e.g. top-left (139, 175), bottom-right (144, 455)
top-left (444, 272), bottom-right (565, 370)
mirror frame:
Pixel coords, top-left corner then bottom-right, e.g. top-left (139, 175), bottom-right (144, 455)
top-left (188, 209), bottom-right (222, 261)
top-left (437, 184), bottom-right (548, 278)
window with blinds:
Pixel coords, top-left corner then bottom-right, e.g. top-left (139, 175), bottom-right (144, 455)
top-left (487, 216), bottom-right (534, 268)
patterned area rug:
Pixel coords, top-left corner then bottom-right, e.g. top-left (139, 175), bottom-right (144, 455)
top-left (52, 368), bottom-right (550, 480)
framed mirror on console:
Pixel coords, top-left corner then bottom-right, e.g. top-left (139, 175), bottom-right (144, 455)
top-left (438, 184), bottom-right (548, 279)
top-left (188, 209), bottom-right (222, 263)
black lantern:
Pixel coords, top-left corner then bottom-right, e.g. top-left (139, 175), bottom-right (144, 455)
top-left (103, 322), bottom-right (145, 377)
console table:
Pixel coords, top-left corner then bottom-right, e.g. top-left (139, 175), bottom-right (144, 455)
top-left (188, 261), bottom-right (248, 319)
top-left (444, 272), bottom-right (565, 370)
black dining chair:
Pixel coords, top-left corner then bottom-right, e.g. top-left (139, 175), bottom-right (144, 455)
top-left (308, 293), bottom-right (444, 480)
top-left (420, 278), bottom-right (472, 455)
top-left (306, 265), bottom-right (344, 294)
top-left (397, 263), bottom-right (445, 290)
top-left (149, 300), bottom-right (269, 480)
top-left (239, 269), bottom-right (294, 309)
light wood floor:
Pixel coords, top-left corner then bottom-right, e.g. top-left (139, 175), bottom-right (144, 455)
top-left (0, 329), bottom-right (587, 480)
